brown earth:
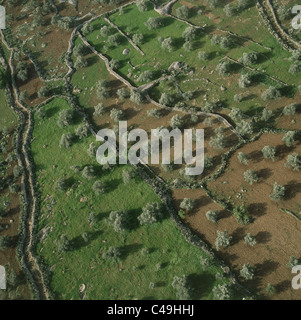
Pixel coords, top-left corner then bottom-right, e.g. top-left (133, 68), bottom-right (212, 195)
top-left (0, 131), bottom-right (31, 300)
top-left (174, 133), bottom-right (301, 299)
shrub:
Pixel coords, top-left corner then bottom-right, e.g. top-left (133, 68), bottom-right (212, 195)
top-left (215, 230), bottom-right (232, 251)
top-left (243, 170), bottom-right (258, 185)
top-left (93, 180), bottom-right (105, 195)
top-left (233, 205), bottom-right (251, 225)
top-left (55, 178), bottom-right (67, 191)
top-left (122, 168), bottom-right (136, 184)
top-left (285, 153), bottom-right (301, 171)
top-left (287, 256), bottom-right (299, 269)
top-left (206, 210), bottom-right (219, 224)
top-left (58, 235), bottom-right (72, 252)
top-left (102, 247), bottom-right (121, 262)
top-left (200, 256), bottom-right (211, 270)
top-left (266, 283), bottom-right (276, 296)
top-left (270, 182), bottom-right (286, 201)
top-left (240, 264), bottom-right (254, 280)
top-left (82, 166), bottom-right (96, 179)
top-left (161, 163), bottom-right (174, 172)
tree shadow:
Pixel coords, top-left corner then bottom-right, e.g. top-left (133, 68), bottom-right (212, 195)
top-left (231, 226), bottom-right (246, 245)
top-left (71, 230), bottom-right (102, 250)
top-left (187, 273), bottom-right (215, 300)
top-left (255, 260), bottom-right (279, 277)
top-left (285, 180), bottom-right (301, 200)
top-left (255, 231), bottom-right (272, 244)
top-left (45, 105), bottom-right (60, 118)
top-left (122, 243), bottom-right (143, 260)
top-left (275, 280), bottom-right (291, 293)
top-left (248, 149), bottom-right (263, 163)
top-left (257, 168), bottom-right (273, 181)
top-left (247, 202), bottom-right (267, 218)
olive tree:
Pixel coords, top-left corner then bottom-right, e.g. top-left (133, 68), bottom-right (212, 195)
top-left (283, 103), bottom-right (298, 116)
top-left (237, 152), bottom-right (248, 165)
top-left (262, 146), bottom-right (276, 161)
top-left (282, 131), bottom-right (296, 147)
top-left (215, 230), bottom-right (232, 251)
top-left (206, 210), bottom-right (219, 224)
top-left (93, 180), bottom-right (105, 195)
top-left (244, 233), bottom-right (256, 246)
top-left (172, 275), bottom-right (191, 300)
top-left (93, 103), bottom-right (105, 116)
top-left (107, 210), bottom-right (129, 233)
top-left (170, 114), bottom-right (185, 129)
top-left (270, 182), bottom-right (286, 201)
top-left (240, 264), bottom-right (255, 280)
top-left (285, 153), bottom-right (301, 171)
top-left (138, 202), bottom-right (164, 225)
top-left (180, 198), bottom-right (195, 212)
top-left (261, 86), bottom-right (281, 101)
top-left (243, 170), bottom-right (258, 185)
top-left (212, 284), bottom-right (233, 300)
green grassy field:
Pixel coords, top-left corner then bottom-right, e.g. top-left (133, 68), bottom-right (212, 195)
top-left (32, 97), bottom-right (238, 300)
top-left (0, 89), bottom-right (17, 130)
top-left (81, 2), bottom-right (300, 118)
